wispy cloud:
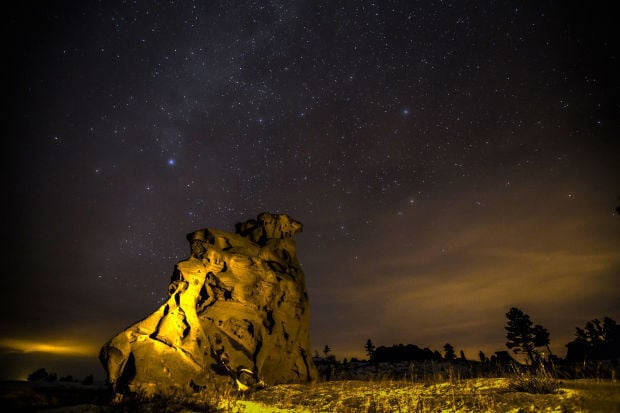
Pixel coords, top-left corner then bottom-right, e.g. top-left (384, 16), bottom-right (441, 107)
top-left (310, 178), bottom-right (620, 359)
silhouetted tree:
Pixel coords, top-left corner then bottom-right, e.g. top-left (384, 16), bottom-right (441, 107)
top-left (493, 351), bottom-right (517, 365)
top-left (364, 339), bottom-right (376, 360)
top-left (533, 324), bottom-right (553, 360)
top-left (459, 350), bottom-right (466, 360)
top-left (59, 375), bottom-right (74, 382)
top-left (478, 350), bottom-right (487, 363)
top-left (27, 368), bottom-right (49, 382)
top-left (323, 345), bottom-right (331, 358)
top-left (82, 374), bottom-right (94, 385)
top-left (373, 344), bottom-right (440, 362)
top-left (443, 343), bottom-right (456, 361)
top-left (505, 307), bottom-right (540, 364)
top-left (566, 316), bottom-right (620, 361)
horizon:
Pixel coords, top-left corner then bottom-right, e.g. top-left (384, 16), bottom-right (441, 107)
top-left (1, 293), bottom-right (617, 381)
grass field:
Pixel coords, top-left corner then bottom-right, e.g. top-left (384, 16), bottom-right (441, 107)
top-left (0, 363), bottom-right (620, 413)
top-left (229, 377), bottom-right (620, 412)
top-left (1, 371), bottom-right (619, 412)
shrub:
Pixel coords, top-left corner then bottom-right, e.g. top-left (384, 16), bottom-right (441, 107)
top-left (27, 368), bottom-right (49, 382)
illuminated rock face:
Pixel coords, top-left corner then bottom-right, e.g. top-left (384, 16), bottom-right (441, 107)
top-left (100, 213), bottom-right (317, 397)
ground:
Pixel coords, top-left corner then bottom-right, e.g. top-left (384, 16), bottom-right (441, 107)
top-left (1, 377), bottom-right (619, 412)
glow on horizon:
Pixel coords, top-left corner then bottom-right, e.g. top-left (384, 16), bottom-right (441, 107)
top-left (0, 338), bottom-right (98, 357)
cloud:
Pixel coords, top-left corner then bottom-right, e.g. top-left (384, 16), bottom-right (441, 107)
top-left (310, 176), bottom-right (620, 358)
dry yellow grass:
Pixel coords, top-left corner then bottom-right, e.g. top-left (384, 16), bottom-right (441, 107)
top-left (2, 375), bottom-right (617, 412)
top-left (224, 377), bottom-right (619, 413)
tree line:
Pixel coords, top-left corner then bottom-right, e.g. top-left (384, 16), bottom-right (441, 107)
top-left (504, 308), bottom-right (619, 364)
top-left (27, 368), bottom-right (94, 385)
top-left (321, 308), bottom-right (619, 365)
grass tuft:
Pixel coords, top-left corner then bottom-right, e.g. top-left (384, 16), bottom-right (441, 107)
top-left (507, 363), bottom-right (560, 394)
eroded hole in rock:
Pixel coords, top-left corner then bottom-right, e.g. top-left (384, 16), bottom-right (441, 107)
top-left (191, 240), bottom-right (207, 259)
top-left (189, 379), bottom-right (206, 393)
top-left (210, 362), bottom-right (230, 376)
top-left (196, 284), bottom-right (212, 315)
top-left (278, 292), bottom-right (286, 306)
top-left (181, 316), bottom-right (190, 339)
top-left (263, 309), bottom-right (275, 334)
top-left (267, 260), bottom-right (285, 273)
top-left (116, 352), bottom-right (136, 394)
top-left (282, 322), bottom-right (289, 341)
top-left (237, 368), bottom-right (261, 388)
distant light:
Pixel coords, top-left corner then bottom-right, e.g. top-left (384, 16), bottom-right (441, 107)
top-left (402, 108), bottom-right (410, 116)
top-left (0, 338), bottom-right (97, 356)
top-left (168, 159), bottom-right (175, 166)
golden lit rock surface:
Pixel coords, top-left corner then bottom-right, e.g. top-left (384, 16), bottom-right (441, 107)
top-left (99, 213), bottom-right (317, 397)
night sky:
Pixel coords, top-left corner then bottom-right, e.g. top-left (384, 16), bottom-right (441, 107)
top-left (3, 1), bottom-right (619, 381)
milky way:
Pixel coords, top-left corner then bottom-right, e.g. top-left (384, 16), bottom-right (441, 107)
top-left (4, 1), bottom-right (619, 379)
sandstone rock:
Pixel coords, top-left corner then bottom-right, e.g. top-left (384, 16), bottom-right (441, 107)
top-left (99, 213), bottom-right (317, 398)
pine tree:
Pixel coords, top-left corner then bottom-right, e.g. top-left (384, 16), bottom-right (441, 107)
top-left (505, 307), bottom-right (546, 364)
top-left (533, 324), bottom-right (553, 360)
top-left (571, 316), bottom-right (620, 360)
top-left (443, 343), bottom-right (456, 361)
top-left (364, 339), bottom-right (376, 360)
top-left (323, 344), bottom-right (331, 358)
top-left (27, 368), bottom-right (49, 382)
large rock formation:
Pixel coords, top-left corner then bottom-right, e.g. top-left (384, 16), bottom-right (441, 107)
top-left (100, 213), bottom-right (317, 398)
